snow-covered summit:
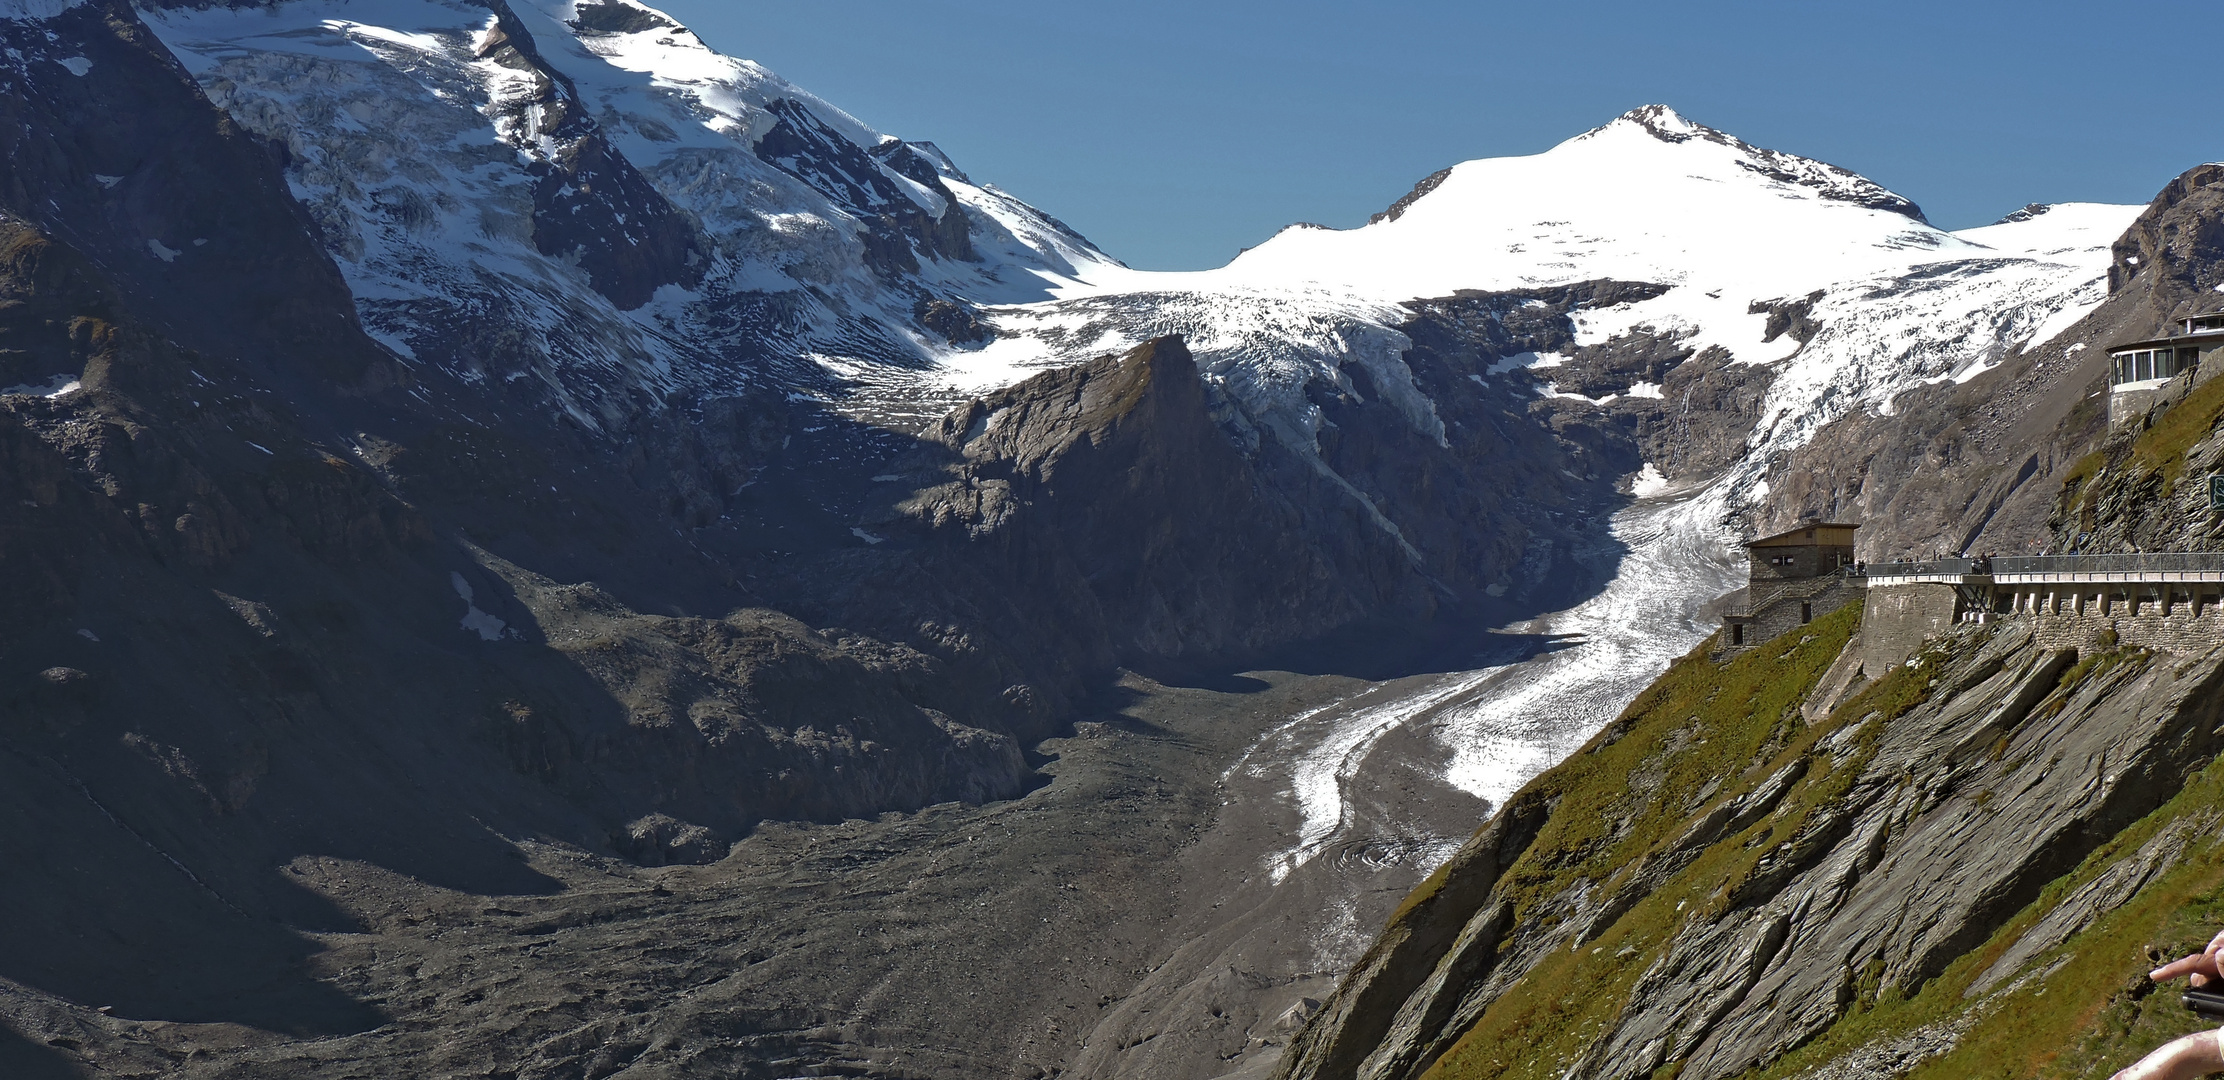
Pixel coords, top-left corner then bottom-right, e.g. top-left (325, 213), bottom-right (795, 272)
top-left (1594, 104), bottom-right (1925, 218)
top-left (1208, 104), bottom-right (1964, 319)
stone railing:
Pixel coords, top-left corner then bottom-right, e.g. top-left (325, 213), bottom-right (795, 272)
top-left (1860, 554), bottom-right (2224, 580)
top-left (1991, 553), bottom-right (2224, 575)
top-left (1862, 558), bottom-right (1980, 578)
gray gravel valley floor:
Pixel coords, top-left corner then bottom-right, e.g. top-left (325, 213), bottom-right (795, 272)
top-left (2, 488), bottom-right (1738, 1080)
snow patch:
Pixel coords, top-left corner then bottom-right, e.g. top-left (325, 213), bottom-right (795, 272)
top-left (1488, 350), bottom-right (1563, 374)
top-left (450, 571), bottom-right (507, 641)
top-left (1, 373), bottom-right (80, 398)
top-left (55, 54), bottom-right (87, 75)
top-left (849, 527), bottom-right (885, 545)
top-left (146, 238), bottom-right (181, 263)
top-left (1631, 462), bottom-right (1670, 498)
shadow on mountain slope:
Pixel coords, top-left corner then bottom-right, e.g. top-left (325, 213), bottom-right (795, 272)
top-left (0, 1023), bottom-right (83, 1080)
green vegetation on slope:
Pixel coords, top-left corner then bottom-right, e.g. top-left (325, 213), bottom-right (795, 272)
top-left (1406, 611), bottom-right (2223, 1080)
top-left (1415, 602), bottom-right (1900, 1080)
top-left (2062, 372), bottom-right (2224, 506)
top-left (1735, 735), bottom-right (2224, 1080)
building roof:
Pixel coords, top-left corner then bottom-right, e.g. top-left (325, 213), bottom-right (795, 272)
top-left (1745, 521), bottom-right (1859, 548)
top-left (2105, 320), bottom-right (2224, 355)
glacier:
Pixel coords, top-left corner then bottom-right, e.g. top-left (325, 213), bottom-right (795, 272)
top-left (135, 0), bottom-right (2144, 899)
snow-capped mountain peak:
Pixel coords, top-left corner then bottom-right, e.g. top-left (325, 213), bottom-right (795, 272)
top-left (136, 0), bottom-right (1121, 430)
top-left (1585, 104), bottom-right (1926, 220)
top-left (1209, 104), bottom-right (1954, 309)
top-left (961, 105), bottom-right (2138, 558)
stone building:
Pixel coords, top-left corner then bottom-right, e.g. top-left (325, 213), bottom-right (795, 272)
top-left (1722, 522), bottom-right (1861, 648)
top-left (2106, 309), bottom-right (2224, 427)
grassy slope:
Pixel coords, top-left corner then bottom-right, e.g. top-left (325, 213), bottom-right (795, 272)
top-left (1753, 747), bottom-right (2224, 1080)
top-left (2061, 372), bottom-right (2224, 507)
top-left (1412, 604), bottom-right (2224, 1080)
top-left (1419, 602), bottom-right (1885, 1080)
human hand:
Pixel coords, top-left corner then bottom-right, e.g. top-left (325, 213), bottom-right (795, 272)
top-left (2109, 1030), bottom-right (2224, 1080)
top-left (2153, 930), bottom-right (2224, 989)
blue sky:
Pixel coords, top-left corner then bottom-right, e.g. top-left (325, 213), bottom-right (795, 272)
top-left (654, 1), bottom-right (2222, 271)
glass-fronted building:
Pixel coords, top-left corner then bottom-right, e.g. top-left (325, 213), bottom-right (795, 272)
top-left (2105, 312), bottom-right (2224, 426)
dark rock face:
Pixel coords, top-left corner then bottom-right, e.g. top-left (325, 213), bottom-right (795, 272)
top-left (2108, 163), bottom-right (2224, 298)
top-left (914, 296), bottom-right (989, 344)
top-left (1749, 290), bottom-right (1827, 347)
top-left (757, 98), bottom-right (974, 275)
top-left (0, 0), bottom-right (394, 387)
top-left (476, 1), bottom-right (706, 310)
top-left (567, 0), bottom-right (678, 35)
top-left (1372, 167), bottom-right (1454, 225)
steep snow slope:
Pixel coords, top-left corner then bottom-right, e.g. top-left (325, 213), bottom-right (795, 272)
top-left (141, 0), bottom-right (1117, 430)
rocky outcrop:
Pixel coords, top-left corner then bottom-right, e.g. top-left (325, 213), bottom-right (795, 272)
top-left (758, 96), bottom-right (974, 275)
top-left (1372, 167), bottom-right (1453, 225)
top-left (475, 0), bottom-right (708, 309)
top-left (1275, 616), bottom-right (2224, 1080)
top-left (888, 337), bottom-right (1416, 660)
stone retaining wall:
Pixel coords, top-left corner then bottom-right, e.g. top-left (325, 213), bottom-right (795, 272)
top-left (1860, 583), bottom-right (1963, 671)
top-left (2030, 610), bottom-right (2224, 653)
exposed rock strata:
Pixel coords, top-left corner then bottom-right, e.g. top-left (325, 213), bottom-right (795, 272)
top-left (1276, 621), bottom-right (2224, 1080)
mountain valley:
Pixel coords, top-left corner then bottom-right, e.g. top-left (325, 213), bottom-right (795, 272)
top-left (4, 2), bottom-right (2224, 1079)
